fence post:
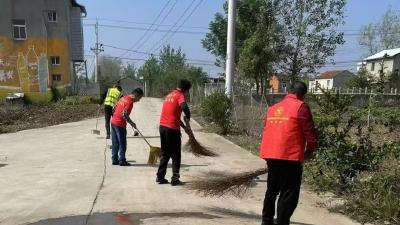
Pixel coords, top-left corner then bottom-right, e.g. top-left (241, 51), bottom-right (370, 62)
top-left (352, 87), bottom-right (355, 94)
top-left (365, 87), bottom-right (367, 94)
top-left (395, 88), bottom-right (398, 95)
top-left (347, 88), bottom-right (349, 94)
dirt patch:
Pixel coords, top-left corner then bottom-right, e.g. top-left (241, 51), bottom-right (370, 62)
top-left (0, 103), bottom-right (102, 134)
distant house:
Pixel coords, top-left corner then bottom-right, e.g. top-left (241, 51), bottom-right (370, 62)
top-left (309, 70), bottom-right (354, 92)
top-left (362, 48), bottom-right (400, 78)
top-left (269, 74), bottom-right (290, 93)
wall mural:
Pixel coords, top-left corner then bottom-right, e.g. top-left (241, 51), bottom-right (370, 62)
top-left (0, 41), bottom-right (49, 94)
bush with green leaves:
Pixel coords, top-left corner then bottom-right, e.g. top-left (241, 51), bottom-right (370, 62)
top-left (305, 89), bottom-right (400, 224)
top-left (201, 92), bottom-right (232, 135)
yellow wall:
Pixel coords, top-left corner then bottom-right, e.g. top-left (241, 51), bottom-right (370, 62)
top-left (0, 36), bottom-right (70, 100)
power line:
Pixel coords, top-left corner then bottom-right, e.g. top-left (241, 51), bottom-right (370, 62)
top-left (83, 24), bottom-right (206, 35)
top-left (118, 0), bottom-right (173, 58)
top-left (126, 0), bottom-right (179, 58)
top-left (84, 17), bottom-right (208, 30)
top-left (146, 0), bottom-right (199, 54)
top-left (150, 0), bottom-right (204, 54)
top-left (85, 54), bottom-right (218, 67)
top-left (102, 44), bottom-right (215, 63)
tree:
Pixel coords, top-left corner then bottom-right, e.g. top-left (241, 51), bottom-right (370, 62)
top-left (98, 56), bottom-right (123, 87)
top-left (346, 68), bottom-right (374, 89)
top-left (360, 8), bottom-right (400, 55)
top-left (278, 0), bottom-right (346, 82)
top-left (137, 45), bottom-right (209, 97)
top-left (122, 63), bottom-right (137, 79)
top-left (203, 0), bottom-right (346, 88)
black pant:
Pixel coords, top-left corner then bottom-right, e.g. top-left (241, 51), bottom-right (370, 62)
top-left (157, 126), bottom-right (181, 181)
top-left (104, 105), bottom-right (113, 136)
top-left (262, 160), bottom-right (303, 225)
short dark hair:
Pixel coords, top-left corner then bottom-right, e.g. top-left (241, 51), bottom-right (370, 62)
top-left (178, 79), bottom-right (192, 91)
top-left (288, 81), bottom-right (308, 97)
top-left (132, 88), bottom-right (144, 96)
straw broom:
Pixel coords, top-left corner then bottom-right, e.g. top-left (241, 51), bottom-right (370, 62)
top-left (183, 119), bottom-right (218, 157)
top-left (186, 168), bottom-right (266, 198)
top-left (133, 127), bottom-right (161, 164)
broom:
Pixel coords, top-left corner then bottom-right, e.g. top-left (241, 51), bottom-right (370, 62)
top-left (133, 127), bottom-right (161, 165)
top-left (91, 106), bottom-right (101, 135)
top-left (186, 168), bottom-right (267, 198)
top-left (183, 119), bottom-right (218, 157)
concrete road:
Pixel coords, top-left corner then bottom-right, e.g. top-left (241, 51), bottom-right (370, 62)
top-left (0, 98), bottom-right (362, 225)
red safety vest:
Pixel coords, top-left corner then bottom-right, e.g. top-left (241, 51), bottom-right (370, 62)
top-left (259, 94), bottom-right (306, 162)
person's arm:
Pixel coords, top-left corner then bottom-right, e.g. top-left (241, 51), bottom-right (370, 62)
top-left (298, 103), bottom-right (317, 156)
top-left (180, 102), bottom-right (191, 121)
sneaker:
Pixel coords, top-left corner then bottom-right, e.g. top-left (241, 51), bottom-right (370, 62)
top-left (112, 160), bottom-right (119, 165)
top-left (156, 178), bottom-right (169, 184)
top-left (171, 179), bottom-right (183, 186)
top-left (106, 135), bottom-right (110, 139)
top-left (119, 161), bottom-right (131, 166)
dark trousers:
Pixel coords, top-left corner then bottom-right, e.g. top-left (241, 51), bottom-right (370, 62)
top-left (262, 160), bottom-right (303, 225)
top-left (157, 126), bottom-right (181, 181)
top-left (111, 125), bottom-right (127, 162)
top-left (104, 105), bottom-right (113, 136)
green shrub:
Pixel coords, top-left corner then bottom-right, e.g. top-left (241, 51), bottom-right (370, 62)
top-left (344, 156), bottom-right (400, 225)
top-left (201, 92), bottom-right (232, 135)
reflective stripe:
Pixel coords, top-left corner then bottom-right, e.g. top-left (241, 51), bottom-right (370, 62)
top-left (104, 88), bottom-right (121, 106)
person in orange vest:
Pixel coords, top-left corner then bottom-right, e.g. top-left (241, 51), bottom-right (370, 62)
top-left (260, 81), bottom-right (317, 225)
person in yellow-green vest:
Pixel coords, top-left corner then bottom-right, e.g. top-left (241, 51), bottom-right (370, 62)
top-left (99, 84), bottom-right (122, 139)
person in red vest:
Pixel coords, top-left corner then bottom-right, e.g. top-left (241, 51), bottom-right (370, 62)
top-left (260, 81), bottom-right (317, 225)
top-left (111, 88), bottom-right (144, 166)
top-left (156, 79), bottom-right (192, 186)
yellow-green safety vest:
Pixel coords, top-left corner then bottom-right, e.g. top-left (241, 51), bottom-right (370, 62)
top-left (104, 87), bottom-right (121, 107)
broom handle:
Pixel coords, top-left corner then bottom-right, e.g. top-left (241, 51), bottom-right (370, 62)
top-left (133, 127), bottom-right (152, 147)
top-left (95, 106), bottom-right (101, 130)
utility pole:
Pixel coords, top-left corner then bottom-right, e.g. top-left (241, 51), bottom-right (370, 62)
top-left (90, 20), bottom-right (104, 83)
top-left (225, 0), bottom-right (237, 97)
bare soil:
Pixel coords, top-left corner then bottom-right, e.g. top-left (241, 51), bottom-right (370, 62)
top-left (0, 103), bottom-right (101, 134)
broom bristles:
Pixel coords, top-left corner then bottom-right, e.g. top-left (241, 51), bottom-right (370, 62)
top-left (147, 146), bottom-right (161, 164)
top-left (185, 134), bottom-right (218, 157)
top-left (186, 168), bottom-right (266, 198)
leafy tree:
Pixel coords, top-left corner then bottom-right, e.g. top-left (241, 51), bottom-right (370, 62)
top-left (360, 8), bottom-right (400, 55)
top-left (98, 56), bottom-right (123, 87)
top-left (278, 0), bottom-right (346, 82)
top-left (203, 0), bottom-right (346, 87)
top-left (346, 68), bottom-right (374, 89)
top-left (137, 45), bottom-right (209, 97)
top-left (122, 63), bottom-right (137, 79)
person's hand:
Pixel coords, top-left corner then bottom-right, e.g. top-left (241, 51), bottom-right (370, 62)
top-left (130, 122), bottom-right (137, 129)
top-left (133, 130), bottom-right (139, 136)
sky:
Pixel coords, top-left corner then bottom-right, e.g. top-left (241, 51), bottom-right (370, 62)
top-left (79, 0), bottom-right (400, 78)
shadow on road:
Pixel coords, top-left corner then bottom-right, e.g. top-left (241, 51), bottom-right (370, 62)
top-left (129, 163), bottom-right (208, 168)
top-left (0, 164), bottom-right (7, 168)
top-left (28, 211), bottom-right (221, 225)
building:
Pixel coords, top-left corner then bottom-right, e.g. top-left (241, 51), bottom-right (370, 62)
top-left (362, 48), bottom-right (400, 78)
top-left (309, 70), bottom-right (354, 93)
top-left (0, 0), bottom-right (86, 99)
top-left (269, 74), bottom-right (290, 93)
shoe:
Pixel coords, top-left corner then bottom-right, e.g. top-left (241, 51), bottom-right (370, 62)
top-left (171, 179), bottom-right (183, 186)
top-left (156, 178), bottom-right (169, 184)
top-left (112, 160), bottom-right (119, 165)
top-left (106, 135), bottom-right (110, 139)
top-left (119, 161), bottom-right (131, 166)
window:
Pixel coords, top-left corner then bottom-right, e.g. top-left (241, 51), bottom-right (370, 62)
top-left (371, 62), bottom-right (375, 71)
top-left (327, 80), bottom-right (331, 87)
top-left (281, 82), bottom-right (287, 88)
top-left (12, 19), bottom-right (27, 40)
top-left (48, 11), bottom-right (57, 22)
top-left (52, 74), bottom-right (61, 82)
top-left (50, 56), bottom-right (60, 66)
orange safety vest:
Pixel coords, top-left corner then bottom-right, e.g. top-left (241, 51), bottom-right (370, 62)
top-left (259, 94), bottom-right (306, 162)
